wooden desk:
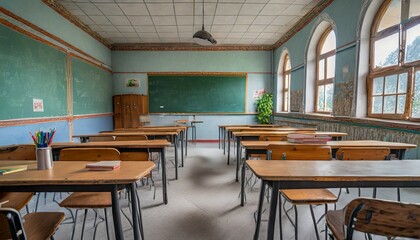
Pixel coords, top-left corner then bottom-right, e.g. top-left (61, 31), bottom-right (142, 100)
top-left (50, 140), bottom-right (171, 205)
top-left (240, 140), bottom-right (416, 206)
top-left (0, 160), bottom-right (154, 240)
top-left (225, 127), bottom-right (318, 166)
top-left (74, 130), bottom-right (184, 172)
top-left (246, 160), bottom-right (420, 240)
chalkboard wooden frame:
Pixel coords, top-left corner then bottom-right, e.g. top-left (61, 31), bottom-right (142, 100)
top-left (148, 72), bottom-right (247, 113)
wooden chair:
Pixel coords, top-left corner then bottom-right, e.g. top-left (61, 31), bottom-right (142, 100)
top-left (0, 207), bottom-right (65, 240)
top-left (114, 135), bottom-right (148, 141)
top-left (326, 198), bottom-right (420, 240)
top-left (88, 136), bottom-right (114, 142)
top-left (59, 148), bottom-right (120, 240)
top-left (267, 145), bottom-right (337, 240)
top-left (0, 145), bottom-right (35, 213)
top-left (335, 147), bottom-right (395, 199)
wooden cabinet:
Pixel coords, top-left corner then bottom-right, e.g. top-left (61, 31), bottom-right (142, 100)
top-left (113, 94), bottom-right (148, 129)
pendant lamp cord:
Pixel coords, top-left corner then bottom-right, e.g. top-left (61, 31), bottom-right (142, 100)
top-left (202, 0), bottom-right (205, 31)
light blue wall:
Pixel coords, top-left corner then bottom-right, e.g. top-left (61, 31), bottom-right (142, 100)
top-left (73, 116), bottom-right (114, 135)
top-left (0, 0), bottom-right (111, 66)
top-left (112, 50), bottom-right (273, 139)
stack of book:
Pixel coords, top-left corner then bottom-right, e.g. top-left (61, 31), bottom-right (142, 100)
top-left (86, 161), bottom-right (121, 171)
top-left (287, 134), bottom-right (332, 144)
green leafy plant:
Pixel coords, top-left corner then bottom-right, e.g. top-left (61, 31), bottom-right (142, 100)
top-left (256, 93), bottom-right (273, 124)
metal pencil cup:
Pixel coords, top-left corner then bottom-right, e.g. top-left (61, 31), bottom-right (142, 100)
top-left (36, 147), bottom-right (53, 170)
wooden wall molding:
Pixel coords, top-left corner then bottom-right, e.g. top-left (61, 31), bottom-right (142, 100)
top-left (111, 43), bottom-right (272, 51)
top-left (0, 117), bottom-right (68, 127)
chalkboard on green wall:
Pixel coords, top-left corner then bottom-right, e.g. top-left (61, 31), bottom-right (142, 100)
top-left (72, 57), bottom-right (113, 115)
top-left (148, 75), bottom-right (246, 113)
top-left (0, 24), bottom-right (67, 120)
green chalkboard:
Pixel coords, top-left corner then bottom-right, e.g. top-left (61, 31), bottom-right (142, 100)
top-left (0, 24), bottom-right (67, 120)
top-left (72, 57), bottom-right (113, 115)
top-left (148, 75), bottom-right (246, 113)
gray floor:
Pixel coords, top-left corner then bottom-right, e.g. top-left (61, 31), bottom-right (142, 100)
top-left (27, 142), bottom-right (420, 240)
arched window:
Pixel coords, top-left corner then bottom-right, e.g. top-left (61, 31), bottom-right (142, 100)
top-left (282, 53), bottom-right (291, 112)
top-left (368, 0), bottom-right (420, 120)
top-left (316, 28), bottom-right (336, 113)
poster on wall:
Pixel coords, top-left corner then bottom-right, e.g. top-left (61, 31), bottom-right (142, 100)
top-left (33, 98), bottom-right (44, 112)
top-left (126, 78), bottom-right (140, 87)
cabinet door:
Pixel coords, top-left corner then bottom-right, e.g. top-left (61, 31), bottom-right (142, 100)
top-left (130, 95), bottom-right (140, 128)
top-left (121, 95), bottom-right (132, 128)
top-left (113, 95), bottom-right (123, 129)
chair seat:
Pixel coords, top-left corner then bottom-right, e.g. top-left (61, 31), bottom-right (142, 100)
top-left (281, 189), bottom-right (338, 205)
top-left (23, 212), bottom-right (65, 240)
top-left (326, 209), bottom-right (345, 240)
top-left (0, 192), bottom-right (33, 211)
top-left (59, 192), bottom-right (112, 208)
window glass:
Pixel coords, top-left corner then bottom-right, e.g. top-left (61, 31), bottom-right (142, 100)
top-left (405, 24), bottom-right (420, 63)
top-left (373, 77), bottom-right (384, 95)
top-left (318, 85), bottom-right (325, 111)
top-left (397, 95), bottom-right (406, 114)
top-left (318, 59), bottom-right (325, 80)
top-left (412, 71), bottom-right (420, 117)
top-left (409, 0), bottom-right (420, 19)
top-left (326, 56), bottom-right (335, 79)
top-left (374, 33), bottom-right (399, 67)
top-left (377, 0), bottom-right (400, 32)
top-left (384, 95), bottom-right (396, 113)
top-left (384, 74), bottom-right (398, 94)
top-left (372, 96), bottom-right (383, 113)
top-left (285, 56), bottom-right (291, 71)
top-left (325, 84), bottom-right (333, 112)
top-left (320, 31), bottom-right (336, 54)
top-left (398, 73), bottom-right (407, 93)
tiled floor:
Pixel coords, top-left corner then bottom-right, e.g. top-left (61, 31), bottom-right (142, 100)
top-left (26, 142), bottom-right (420, 240)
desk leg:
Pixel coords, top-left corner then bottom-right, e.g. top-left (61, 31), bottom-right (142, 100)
top-left (180, 131), bottom-right (184, 167)
top-left (174, 136), bottom-right (178, 180)
top-left (223, 128), bottom-right (226, 155)
top-left (236, 137), bottom-right (241, 182)
top-left (218, 127), bottom-right (221, 149)
top-left (227, 133), bottom-right (231, 165)
top-left (253, 180), bottom-right (266, 240)
top-left (241, 151), bottom-right (246, 206)
top-left (267, 181), bottom-right (279, 240)
top-left (129, 183), bottom-right (141, 240)
top-left (185, 128), bottom-right (188, 156)
top-left (161, 149), bottom-right (168, 205)
top-left (111, 185), bottom-right (124, 240)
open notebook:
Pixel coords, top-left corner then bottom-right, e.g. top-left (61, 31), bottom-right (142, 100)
top-left (85, 161), bottom-right (121, 171)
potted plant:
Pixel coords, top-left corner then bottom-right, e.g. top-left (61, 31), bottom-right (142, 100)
top-left (256, 92), bottom-right (273, 124)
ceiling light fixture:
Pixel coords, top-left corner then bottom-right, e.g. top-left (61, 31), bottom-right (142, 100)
top-left (193, 0), bottom-right (217, 45)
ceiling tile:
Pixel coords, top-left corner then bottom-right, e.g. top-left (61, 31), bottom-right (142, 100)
top-left (90, 15), bottom-right (112, 25)
top-left (107, 15), bottom-right (131, 25)
top-left (160, 38), bottom-right (180, 43)
top-left (69, 8), bottom-right (86, 16)
top-left (95, 3), bottom-right (124, 15)
top-left (178, 32), bottom-right (192, 37)
top-left (193, 16), bottom-right (214, 26)
top-left (107, 31), bottom-right (124, 37)
top-left (260, 3), bottom-right (288, 15)
top-left (242, 32), bottom-right (260, 38)
top-left (178, 25), bottom-right (193, 32)
top-left (223, 38), bottom-right (240, 44)
top-left (215, 4), bottom-right (242, 15)
top-left (253, 15), bottom-right (275, 24)
top-left (175, 3), bottom-right (193, 15)
top-left (283, 4), bottom-right (305, 15)
top-left (263, 25), bottom-right (282, 32)
top-left (179, 38), bottom-right (193, 43)
top-left (151, 16), bottom-right (177, 25)
top-left (141, 37), bottom-right (161, 42)
top-left (76, 3), bottom-right (103, 15)
top-left (128, 16), bottom-right (154, 25)
top-left (158, 33), bottom-right (179, 38)
top-left (239, 4), bottom-right (265, 15)
top-left (99, 25), bottom-right (118, 31)
top-left (134, 25), bottom-right (156, 33)
top-left (121, 32), bottom-right (139, 37)
top-left (115, 0), bottom-right (143, 2)
top-left (61, 2), bottom-right (80, 10)
top-left (237, 38), bottom-right (255, 44)
top-left (77, 15), bottom-right (95, 25)
top-left (244, 0), bottom-right (269, 3)
top-left (227, 32), bottom-right (244, 38)
top-left (231, 24), bottom-right (249, 32)
top-left (194, 3), bottom-right (217, 16)
top-left (125, 38), bottom-right (142, 43)
top-left (90, 0), bottom-right (115, 3)
top-left (87, 24), bottom-right (103, 31)
top-left (118, 3), bottom-right (149, 15)
top-left (258, 32), bottom-right (274, 38)
top-left (156, 25), bottom-right (178, 32)
top-left (213, 16), bottom-right (237, 25)
top-left (116, 25), bottom-right (136, 32)
top-left (218, 0), bottom-right (246, 2)
top-left (108, 37), bottom-right (127, 43)
top-left (146, 3), bottom-right (175, 15)
top-left (268, 0), bottom-right (294, 3)
top-left (235, 15), bottom-right (256, 24)
top-left (211, 32), bottom-right (228, 38)
top-left (271, 15), bottom-right (295, 25)
top-left (176, 16), bottom-right (194, 25)
top-left (139, 32), bottom-right (159, 38)
top-left (210, 25), bottom-right (232, 32)
top-left (247, 24), bottom-right (265, 32)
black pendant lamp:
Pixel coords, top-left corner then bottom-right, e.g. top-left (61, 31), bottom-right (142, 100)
top-left (193, 0), bottom-right (217, 45)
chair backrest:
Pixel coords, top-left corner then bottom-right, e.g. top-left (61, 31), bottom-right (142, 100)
top-left (120, 152), bottom-right (149, 161)
top-left (258, 135), bottom-right (287, 141)
top-left (267, 145), bottom-right (332, 160)
top-left (0, 145), bottom-right (36, 160)
top-left (114, 135), bottom-right (148, 141)
top-left (88, 136), bottom-right (114, 142)
top-left (344, 198), bottom-right (420, 239)
top-left (0, 208), bottom-right (26, 240)
top-left (59, 148), bottom-right (120, 161)
top-left (336, 147), bottom-right (391, 160)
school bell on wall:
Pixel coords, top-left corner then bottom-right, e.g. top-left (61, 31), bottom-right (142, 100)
top-left (193, 0), bottom-right (217, 45)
